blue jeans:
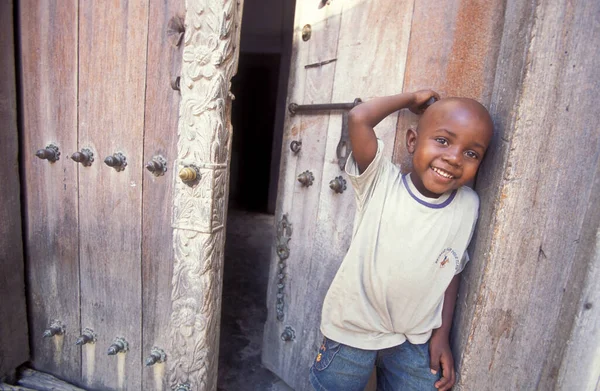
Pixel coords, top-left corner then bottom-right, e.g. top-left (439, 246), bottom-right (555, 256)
top-left (309, 337), bottom-right (440, 391)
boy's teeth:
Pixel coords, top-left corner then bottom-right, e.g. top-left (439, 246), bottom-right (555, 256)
top-left (432, 167), bottom-right (453, 179)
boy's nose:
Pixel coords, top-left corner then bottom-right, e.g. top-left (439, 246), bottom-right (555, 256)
top-left (443, 148), bottom-right (462, 166)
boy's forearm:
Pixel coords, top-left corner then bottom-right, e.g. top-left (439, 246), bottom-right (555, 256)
top-left (433, 274), bottom-right (461, 338)
top-left (349, 92), bottom-right (416, 127)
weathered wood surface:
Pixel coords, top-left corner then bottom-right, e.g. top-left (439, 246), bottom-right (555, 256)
top-left (141, 1), bottom-right (184, 390)
top-left (267, 0), bottom-right (298, 214)
top-left (262, 2), bottom-right (311, 380)
top-left (0, 384), bottom-right (37, 391)
top-left (0, 0), bottom-right (29, 377)
top-left (262, 2), bottom-right (344, 389)
top-left (391, 0), bottom-right (506, 169)
top-left (16, 369), bottom-right (85, 391)
top-left (78, 1), bottom-right (148, 389)
top-left (454, 0), bottom-right (600, 389)
top-left (19, 0), bottom-right (80, 381)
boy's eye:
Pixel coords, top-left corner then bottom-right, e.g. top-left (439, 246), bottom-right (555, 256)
top-left (435, 137), bottom-right (448, 146)
top-left (465, 150), bottom-right (479, 159)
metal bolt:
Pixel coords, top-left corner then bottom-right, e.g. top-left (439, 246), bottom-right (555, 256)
top-left (171, 76), bottom-right (181, 91)
top-left (36, 144), bottom-right (60, 163)
top-left (145, 347), bottom-right (167, 366)
top-left (281, 326), bottom-right (296, 342)
top-left (179, 165), bottom-right (200, 185)
top-left (76, 328), bottom-right (97, 345)
top-left (43, 320), bottom-right (65, 338)
top-left (290, 140), bottom-right (302, 154)
top-left (174, 384), bottom-right (191, 391)
top-left (107, 337), bottom-right (129, 355)
top-left (302, 24), bottom-right (311, 41)
top-left (71, 148), bottom-right (94, 166)
top-left (297, 170), bottom-right (314, 187)
top-left (104, 152), bottom-right (127, 172)
top-left (145, 155), bottom-right (167, 176)
top-left (329, 176), bottom-right (347, 194)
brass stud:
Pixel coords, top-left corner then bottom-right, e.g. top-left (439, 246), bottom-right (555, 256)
top-left (302, 24), bottom-right (311, 41)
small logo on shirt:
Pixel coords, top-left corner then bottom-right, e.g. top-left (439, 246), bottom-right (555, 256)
top-left (436, 248), bottom-right (458, 270)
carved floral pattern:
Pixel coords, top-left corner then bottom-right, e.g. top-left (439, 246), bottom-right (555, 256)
top-left (169, 0), bottom-right (241, 389)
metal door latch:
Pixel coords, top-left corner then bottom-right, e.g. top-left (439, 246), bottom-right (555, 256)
top-left (288, 98), bottom-right (361, 170)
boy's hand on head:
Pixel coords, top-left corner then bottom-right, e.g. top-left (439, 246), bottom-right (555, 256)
top-left (408, 89), bottom-right (440, 114)
top-left (429, 333), bottom-right (456, 391)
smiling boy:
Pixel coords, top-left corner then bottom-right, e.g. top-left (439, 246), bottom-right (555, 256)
top-left (309, 90), bottom-right (493, 391)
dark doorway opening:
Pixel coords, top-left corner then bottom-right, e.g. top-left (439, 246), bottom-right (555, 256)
top-left (218, 0), bottom-right (296, 390)
top-left (228, 53), bottom-right (280, 213)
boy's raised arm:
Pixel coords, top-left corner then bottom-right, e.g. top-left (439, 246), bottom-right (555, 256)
top-left (347, 90), bottom-right (440, 173)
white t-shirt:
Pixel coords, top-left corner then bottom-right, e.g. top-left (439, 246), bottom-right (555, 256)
top-left (320, 140), bottom-right (479, 350)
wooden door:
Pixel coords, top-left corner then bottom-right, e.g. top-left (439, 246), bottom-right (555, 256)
top-left (20, 0), bottom-right (243, 389)
top-left (262, 1), bottom-right (413, 389)
top-left (18, 1), bottom-right (191, 390)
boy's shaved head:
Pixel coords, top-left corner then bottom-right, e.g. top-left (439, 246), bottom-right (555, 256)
top-left (419, 97), bottom-right (494, 140)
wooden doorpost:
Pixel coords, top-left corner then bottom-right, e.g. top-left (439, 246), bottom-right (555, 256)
top-left (0, 0), bottom-right (29, 377)
top-left (168, 1), bottom-right (243, 390)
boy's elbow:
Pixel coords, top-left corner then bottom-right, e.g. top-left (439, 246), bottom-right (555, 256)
top-left (348, 107), bottom-right (368, 127)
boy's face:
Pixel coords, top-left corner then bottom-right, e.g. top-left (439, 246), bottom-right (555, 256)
top-left (406, 98), bottom-right (493, 198)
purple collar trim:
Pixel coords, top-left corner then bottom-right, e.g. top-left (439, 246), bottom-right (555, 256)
top-left (402, 174), bottom-right (457, 209)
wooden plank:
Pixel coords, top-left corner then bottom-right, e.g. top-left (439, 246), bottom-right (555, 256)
top-left (18, 0), bottom-right (80, 381)
top-left (78, 1), bottom-right (149, 389)
top-left (391, 0), bottom-right (506, 169)
top-left (261, 0), bottom-right (312, 380)
top-left (262, 1), bottom-right (345, 390)
top-left (456, 0), bottom-right (600, 388)
top-left (0, 0), bottom-right (29, 377)
top-left (267, 0), bottom-right (298, 214)
top-left (0, 384), bottom-right (37, 391)
top-left (451, 0), bottom-right (534, 381)
top-left (141, 1), bottom-right (184, 390)
top-left (16, 368), bottom-right (85, 391)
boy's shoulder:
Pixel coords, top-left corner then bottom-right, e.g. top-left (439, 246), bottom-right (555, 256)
top-left (456, 185), bottom-right (480, 213)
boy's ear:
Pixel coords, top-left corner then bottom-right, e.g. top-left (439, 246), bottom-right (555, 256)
top-left (406, 128), bottom-right (417, 154)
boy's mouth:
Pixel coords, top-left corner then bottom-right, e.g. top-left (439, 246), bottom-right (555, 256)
top-left (431, 166), bottom-right (455, 179)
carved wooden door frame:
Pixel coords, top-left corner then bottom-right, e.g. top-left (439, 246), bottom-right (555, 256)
top-left (167, 1), bottom-right (243, 390)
